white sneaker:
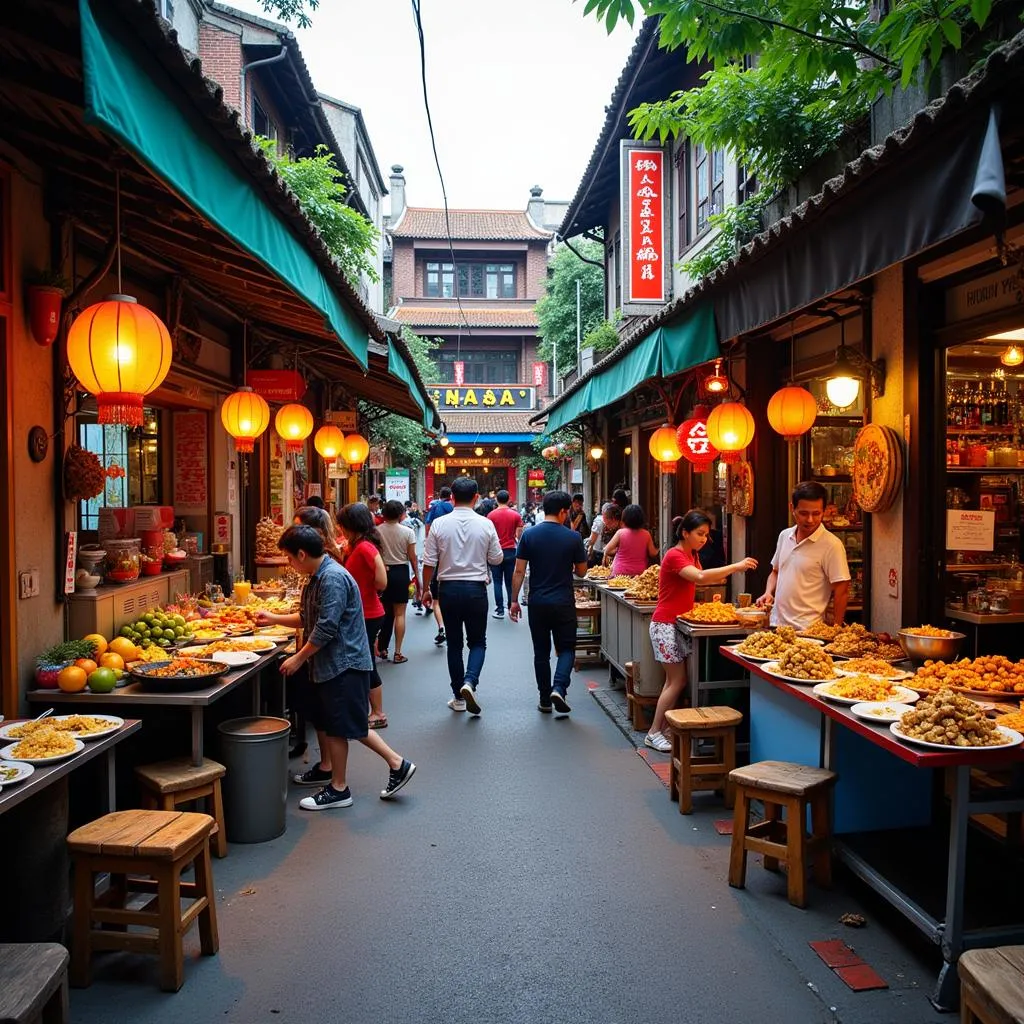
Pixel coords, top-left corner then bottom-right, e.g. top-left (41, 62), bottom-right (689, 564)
top-left (447, 698), bottom-right (467, 712)
top-left (644, 731), bottom-right (671, 753)
top-left (459, 682), bottom-right (481, 716)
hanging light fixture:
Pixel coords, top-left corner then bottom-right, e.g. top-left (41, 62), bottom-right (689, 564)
top-left (824, 318), bottom-right (885, 410)
top-left (768, 330), bottom-right (817, 443)
top-left (589, 445), bottom-right (604, 460)
top-left (648, 424), bottom-right (682, 473)
top-left (342, 432), bottom-right (370, 470)
top-left (314, 424), bottom-right (345, 460)
top-left (274, 403), bottom-right (314, 453)
top-left (706, 402), bottom-right (755, 463)
top-left (676, 405), bottom-right (719, 473)
top-left (1001, 344), bottom-right (1024, 367)
top-left (493, 446), bottom-right (501, 454)
top-left (66, 171), bottom-right (172, 426)
top-left (446, 445), bottom-right (456, 456)
top-left (623, 446), bottom-right (632, 456)
top-left (474, 446), bottom-right (484, 457)
top-left (438, 433), bottom-right (450, 446)
top-left (221, 387), bottom-right (270, 454)
top-left (704, 358), bottom-right (729, 395)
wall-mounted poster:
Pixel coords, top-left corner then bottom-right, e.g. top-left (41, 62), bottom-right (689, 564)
top-left (173, 412), bottom-right (208, 514)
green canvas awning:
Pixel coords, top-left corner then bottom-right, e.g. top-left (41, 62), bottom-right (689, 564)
top-left (388, 343), bottom-right (437, 429)
top-left (543, 304), bottom-right (718, 432)
top-left (78, 0), bottom-right (370, 368)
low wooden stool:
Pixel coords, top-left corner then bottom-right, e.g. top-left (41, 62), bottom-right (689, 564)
top-left (959, 946), bottom-right (1024, 1024)
top-left (728, 760), bottom-right (837, 908)
top-left (664, 706), bottom-right (742, 814)
top-left (67, 810), bottom-right (219, 992)
top-left (135, 757), bottom-right (227, 858)
top-left (624, 661), bottom-right (658, 730)
top-left (0, 943), bottom-right (69, 1024)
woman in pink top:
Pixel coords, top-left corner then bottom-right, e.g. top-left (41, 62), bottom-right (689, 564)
top-left (602, 504), bottom-right (659, 575)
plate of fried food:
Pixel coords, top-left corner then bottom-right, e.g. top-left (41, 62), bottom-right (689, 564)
top-left (890, 688), bottom-right (1022, 749)
top-left (128, 658), bottom-right (229, 691)
top-left (729, 627), bottom-right (820, 662)
top-left (603, 575), bottom-right (636, 590)
top-left (179, 638), bottom-right (276, 658)
top-left (761, 644), bottom-right (840, 683)
top-left (254, 625), bottom-right (296, 642)
top-left (835, 657), bottom-right (912, 681)
top-left (0, 716), bottom-right (118, 742)
top-left (813, 676), bottom-right (919, 705)
top-left (586, 566), bottom-right (612, 580)
top-left (911, 655), bottom-right (1024, 698)
top-left (1, 728), bottom-right (85, 764)
top-left (679, 602), bottom-right (739, 626)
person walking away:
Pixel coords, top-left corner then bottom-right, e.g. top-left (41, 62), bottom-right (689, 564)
top-left (756, 481), bottom-right (850, 629)
top-left (644, 510), bottom-right (757, 752)
top-left (377, 500), bottom-right (419, 663)
top-left (258, 525), bottom-right (415, 810)
top-left (567, 493), bottom-right (589, 538)
top-left (586, 502), bottom-right (621, 567)
top-left (424, 485), bottom-right (454, 645)
top-left (602, 503), bottom-right (659, 575)
top-left (422, 476), bottom-right (503, 716)
top-left (509, 490), bottom-right (588, 715)
top-left (487, 489), bottom-right (523, 619)
top-left (336, 503), bottom-right (390, 729)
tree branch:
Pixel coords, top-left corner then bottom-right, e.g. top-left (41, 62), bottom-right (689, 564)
top-left (558, 234), bottom-right (606, 268)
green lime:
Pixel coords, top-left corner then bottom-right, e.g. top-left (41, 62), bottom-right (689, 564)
top-left (143, 613), bottom-right (155, 626)
top-left (157, 638), bottom-right (171, 648)
top-left (120, 625), bottom-right (133, 638)
top-left (173, 614), bottom-right (185, 627)
top-left (174, 626), bottom-right (184, 637)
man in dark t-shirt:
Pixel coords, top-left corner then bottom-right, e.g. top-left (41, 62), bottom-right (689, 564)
top-left (510, 490), bottom-right (588, 715)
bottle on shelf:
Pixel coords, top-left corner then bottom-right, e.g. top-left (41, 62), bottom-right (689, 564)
top-left (980, 381), bottom-right (993, 427)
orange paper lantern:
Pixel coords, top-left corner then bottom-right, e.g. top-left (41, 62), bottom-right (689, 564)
top-left (648, 424), bottom-right (682, 473)
top-left (274, 403), bottom-right (315, 453)
top-left (341, 432), bottom-right (370, 469)
top-left (766, 385), bottom-right (817, 443)
top-left (706, 402), bottom-right (755, 464)
top-left (67, 294), bottom-right (172, 426)
top-left (314, 425), bottom-right (345, 460)
top-left (221, 387), bottom-right (270, 453)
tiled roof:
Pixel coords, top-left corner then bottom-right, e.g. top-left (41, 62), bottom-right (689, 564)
top-left (391, 306), bottom-right (539, 328)
top-left (440, 411), bottom-right (543, 434)
top-left (390, 208), bottom-right (551, 240)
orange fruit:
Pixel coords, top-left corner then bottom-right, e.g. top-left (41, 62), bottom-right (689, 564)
top-left (74, 658), bottom-right (98, 675)
top-left (83, 633), bottom-right (108, 657)
top-left (108, 636), bottom-right (140, 661)
top-left (99, 652), bottom-right (125, 672)
top-left (57, 665), bottom-right (88, 693)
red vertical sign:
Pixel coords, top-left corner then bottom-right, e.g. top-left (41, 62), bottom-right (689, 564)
top-left (532, 362), bottom-right (546, 389)
top-left (453, 361), bottom-right (465, 386)
top-left (627, 148), bottom-right (665, 303)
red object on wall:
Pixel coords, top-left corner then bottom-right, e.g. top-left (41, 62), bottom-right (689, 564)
top-left (245, 370), bottom-right (306, 403)
top-left (453, 361), bottom-right (465, 386)
top-left (625, 148), bottom-right (665, 303)
top-left (425, 463), bottom-right (435, 500)
top-left (677, 406), bottom-right (719, 473)
top-left (532, 362), bottom-right (546, 389)
top-left (27, 285), bottom-right (63, 347)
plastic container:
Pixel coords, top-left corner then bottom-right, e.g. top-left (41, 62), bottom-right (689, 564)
top-left (217, 716), bottom-right (291, 843)
top-left (105, 538), bottom-right (141, 583)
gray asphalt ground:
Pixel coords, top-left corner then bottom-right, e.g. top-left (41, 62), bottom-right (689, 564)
top-left (68, 604), bottom-right (949, 1024)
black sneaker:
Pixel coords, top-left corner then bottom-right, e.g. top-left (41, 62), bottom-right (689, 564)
top-left (537, 700), bottom-right (552, 713)
top-left (299, 785), bottom-right (352, 811)
top-left (550, 690), bottom-right (572, 715)
top-left (434, 630), bottom-right (447, 646)
top-left (293, 764), bottom-right (332, 786)
top-left (380, 759), bottom-right (417, 799)
top-left (492, 609), bottom-right (504, 619)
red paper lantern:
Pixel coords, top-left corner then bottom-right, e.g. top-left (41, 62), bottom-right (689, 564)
top-left (767, 385), bottom-right (817, 443)
top-left (676, 405), bottom-right (719, 473)
top-left (706, 402), bottom-right (755, 464)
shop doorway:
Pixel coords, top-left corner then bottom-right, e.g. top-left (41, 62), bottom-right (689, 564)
top-left (0, 311), bottom-right (13, 717)
top-left (435, 467), bottom-right (510, 501)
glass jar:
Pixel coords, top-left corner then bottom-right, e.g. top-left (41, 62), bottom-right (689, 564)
top-left (105, 538), bottom-right (141, 583)
top-left (990, 588), bottom-right (1010, 614)
top-left (967, 587), bottom-right (990, 613)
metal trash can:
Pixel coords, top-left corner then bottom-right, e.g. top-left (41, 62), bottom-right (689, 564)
top-left (217, 716), bottom-right (291, 843)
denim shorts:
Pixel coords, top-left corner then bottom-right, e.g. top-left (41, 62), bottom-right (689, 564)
top-left (649, 620), bottom-right (693, 664)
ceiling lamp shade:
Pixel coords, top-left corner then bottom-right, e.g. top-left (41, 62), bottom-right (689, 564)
top-left (342, 432), bottom-right (370, 469)
top-left (589, 446), bottom-right (604, 460)
top-left (1001, 344), bottom-right (1024, 367)
top-left (706, 402), bottom-right (755, 463)
top-left (648, 424), bottom-right (682, 473)
top-left (67, 294), bottom-right (173, 426)
top-left (274, 403), bottom-right (314, 453)
top-left (221, 386), bottom-right (270, 453)
top-left (767, 385), bottom-right (818, 443)
top-left (825, 346), bottom-right (862, 409)
top-left (314, 424), bottom-right (345, 460)
top-left (446, 445), bottom-right (456, 456)
top-left (704, 358), bottom-right (729, 395)
top-left (676, 405), bottom-right (719, 473)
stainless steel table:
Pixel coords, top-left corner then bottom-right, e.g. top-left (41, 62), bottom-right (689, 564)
top-left (675, 620), bottom-right (753, 706)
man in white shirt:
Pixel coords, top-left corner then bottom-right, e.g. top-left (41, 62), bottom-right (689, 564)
top-left (422, 476), bottom-right (503, 716)
top-left (756, 481), bottom-right (851, 630)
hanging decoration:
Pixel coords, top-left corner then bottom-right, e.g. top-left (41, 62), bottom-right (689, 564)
top-left (676, 405), bottom-right (719, 473)
top-left (221, 387), bottom-right (270, 453)
top-left (274, 403), bottom-right (315, 454)
top-left (314, 425), bottom-right (345, 461)
top-left (648, 424), bottom-right (682, 473)
top-left (767, 385), bottom-right (818, 443)
top-left (342, 432), bottom-right (370, 470)
top-left (703, 358), bottom-right (729, 395)
top-left (706, 402), bottom-right (755, 463)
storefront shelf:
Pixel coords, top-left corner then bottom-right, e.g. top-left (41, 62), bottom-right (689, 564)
top-left (945, 427), bottom-right (1017, 435)
top-left (946, 466), bottom-right (1024, 473)
top-left (945, 563), bottom-right (1011, 572)
top-left (812, 473), bottom-right (852, 482)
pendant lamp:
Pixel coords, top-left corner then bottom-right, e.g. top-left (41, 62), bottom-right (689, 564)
top-left (221, 387), bottom-right (270, 453)
top-left (274, 403), bottom-right (315, 453)
top-left (767, 385), bottom-right (817, 443)
top-left (648, 424), bottom-right (682, 473)
top-left (314, 425), bottom-right (345, 461)
top-left (342, 432), bottom-right (370, 470)
top-left (676, 405), bottom-right (719, 473)
top-left (706, 402), bottom-right (755, 463)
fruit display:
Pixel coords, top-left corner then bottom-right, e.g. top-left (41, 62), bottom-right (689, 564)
top-left (774, 644), bottom-right (836, 680)
top-left (894, 689), bottom-right (1014, 746)
top-left (680, 602), bottom-right (738, 625)
top-left (624, 565), bottom-right (660, 600)
top-left (586, 566), bottom-right (611, 580)
top-left (735, 627), bottom-right (804, 659)
top-left (256, 517), bottom-right (284, 558)
top-left (913, 655), bottom-right (1024, 695)
top-left (86, 668), bottom-right (117, 693)
top-left (35, 639), bottom-right (97, 689)
top-left (119, 609), bottom-right (194, 650)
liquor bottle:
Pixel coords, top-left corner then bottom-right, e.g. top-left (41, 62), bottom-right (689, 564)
top-left (999, 381), bottom-right (1010, 427)
top-left (979, 381), bottom-right (992, 427)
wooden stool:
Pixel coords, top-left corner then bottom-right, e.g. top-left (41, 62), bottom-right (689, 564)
top-left (624, 661), bottom-right (658, 730)
top-left (959, 946), bottom-right (1024, 1024)
top-left (574, 601), bottom-right (603, 668)
top-left (0, 943), bottom-right (69, 1024)
top-left (67, 810), bottom-right (219, 992)
top-left (727, 760), bottom-right (837, 908)
top-left (664, 706), bottom-right (742, 814)
top-left (135, 757), bottom-right (227, 858)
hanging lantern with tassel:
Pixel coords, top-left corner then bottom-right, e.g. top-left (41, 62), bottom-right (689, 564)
top-left (314, 425), bottom-right (345, 461)
top-left (648, 424), bottom-right (682, 473)
top-left (767, 385), bottom-right (817, 443)
top-left (706, 402), bottom-right (755, 464)
top-left (676, 405), bottom-right (719, 473)
top-left (342, 432), bottom-right (370, 471)
top-left (221, 387), bottom-right (270, 453)
top-left (274, 403), bottom-right (315, 454)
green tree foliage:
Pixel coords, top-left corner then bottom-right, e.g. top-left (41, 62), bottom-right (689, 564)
top-left (257, 0), bottom-right (319, 28)
top-left (681, 193), bottom-right (769, 280)
top-left (255, 139), bottom-right (379, 286)
top-left (582, 313), bottom-right (623, 355)
top-left (535, 242), bottom-right (606, 377)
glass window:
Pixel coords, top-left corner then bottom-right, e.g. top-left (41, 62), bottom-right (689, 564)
top-left (425, 261), bottom-right (455, 298)
top-left (485, 264), bottom-right (515, 299)
top-left (435, 350), bottom-right (518, 384)
top-left (675, 142), bottom-right (689, 253)
top-left (252, 96), bottom-right (272, 139)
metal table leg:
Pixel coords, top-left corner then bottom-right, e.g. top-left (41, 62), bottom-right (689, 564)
top-left (191, 708), bottom-right (204, 767)
top-left (688, 639), bottom-right (701, 707)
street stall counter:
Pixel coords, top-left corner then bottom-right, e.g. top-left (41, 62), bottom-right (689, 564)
top-left (597, 585), bottom-right (662, 695)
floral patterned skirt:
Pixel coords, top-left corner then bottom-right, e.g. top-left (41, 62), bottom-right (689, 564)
top-left (649, 620), bottom-right (692, 664)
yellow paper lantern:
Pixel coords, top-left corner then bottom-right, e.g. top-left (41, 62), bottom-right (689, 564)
top-left (706, 402), bottom-right (755, 464)
top-left (221, 387), bottom-right (270, 453)
top-left (314, 425), bottom-right (345, 460)
top-left (342, 432), bottom-right (370, 468)
top-left (67, 295), bottom-right (173, 426)
top-left (648, 425), bottom-right (682, 474)
top-left (766, 386), bottom-right (817, 443)
top-left (274, 403), bottom-right (315, 453)
top-left (474, 446), bottom-right (484, 457)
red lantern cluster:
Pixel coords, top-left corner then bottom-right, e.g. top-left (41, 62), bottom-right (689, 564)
top-left (676, 405), bottom-right (719, 473)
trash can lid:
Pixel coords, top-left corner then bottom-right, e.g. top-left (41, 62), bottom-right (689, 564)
top-left (218, 716), bottom-right (291, 739)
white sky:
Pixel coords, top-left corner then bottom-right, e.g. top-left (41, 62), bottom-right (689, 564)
top-left (227, 0), bottom-right (639, 213)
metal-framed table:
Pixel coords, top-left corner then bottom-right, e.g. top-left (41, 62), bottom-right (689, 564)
top-left (676, 620), bottom-right (754, 706)
top-left (0, 720), bottom-right (141, 815)
top-left (26, 651), bottom-right (283, 767)
top-left (722, 647), bottom-right (1024, 1010)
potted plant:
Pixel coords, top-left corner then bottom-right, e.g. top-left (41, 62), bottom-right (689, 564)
top-left (25, 269), bottom-right (69, 347)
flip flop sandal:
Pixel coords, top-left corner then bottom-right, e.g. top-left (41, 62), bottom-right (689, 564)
top-left (392, 654), bottom-right (409, 664)
top-left (368, 717), bottom-right (389, 729)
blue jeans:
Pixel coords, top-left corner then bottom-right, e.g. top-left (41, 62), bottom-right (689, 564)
top-left (527, 602), bottom-right (577, 700)
top-left (491, 549), bottom-right (517, 612)
top-left (438, 580), bottom-right (489, 695)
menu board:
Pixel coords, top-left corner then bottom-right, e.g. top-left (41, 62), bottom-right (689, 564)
top-left (173, 412), bottom-right (208, 514)
top-left (945, 509), bottom-right (995, 551)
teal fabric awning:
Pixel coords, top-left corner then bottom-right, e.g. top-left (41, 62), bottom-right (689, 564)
top-left (544, 304), bottom-right (718, 432)
top-left (388, 343), bottom-right (438, 429)
top-left (78, 0), bottom-right (370, 368)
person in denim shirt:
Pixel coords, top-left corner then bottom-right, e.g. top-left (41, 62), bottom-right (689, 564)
top-left (257, 525), bottom-right (416, 810)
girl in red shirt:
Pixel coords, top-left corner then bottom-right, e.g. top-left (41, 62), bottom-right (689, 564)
top-left (337, 503), bottom-right (389, 729)
top-left (645, 510), bottom-right (757, 753)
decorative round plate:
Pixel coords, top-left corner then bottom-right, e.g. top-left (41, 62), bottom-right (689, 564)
top-left (890, 723), bottom-right (1023, 751)
top-left (836, 666), bottom-right (912, 682)
top-left (853, 424), bottom-right (903, 513)
top-left (728, 461), bottom-right (754, 517)
top-left (53, 714), bottom-right (125, 741)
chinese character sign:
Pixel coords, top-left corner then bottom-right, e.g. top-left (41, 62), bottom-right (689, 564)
top-left (532, 362), bottom-right (546, 389)
top-left (626, 148), bottom-right (665, 303)
top-left (454, 361), bottom-right (465, 386)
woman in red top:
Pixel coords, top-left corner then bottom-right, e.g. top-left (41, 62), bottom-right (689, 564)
top-left (645, 509), bottom-right (757, 753)
top-left (337, 503), bottom-right (389, 729)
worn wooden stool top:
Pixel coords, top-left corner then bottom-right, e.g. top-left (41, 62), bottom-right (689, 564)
top-left (0, 943), bottom-right (68, 1023)
top-left (666, 707), bottom-right (743, 730)
top-left (959, 946), bottom-right (1024, 1024)
top-left (67, 810), bottom-right (214, 859)
top-left (730, 760), bottom-right (837, 795)
top-left (135, 757), bottom-right (225, 794)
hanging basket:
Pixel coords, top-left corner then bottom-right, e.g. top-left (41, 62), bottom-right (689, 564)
top-left (63, 444), bottom-right (106, 502)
